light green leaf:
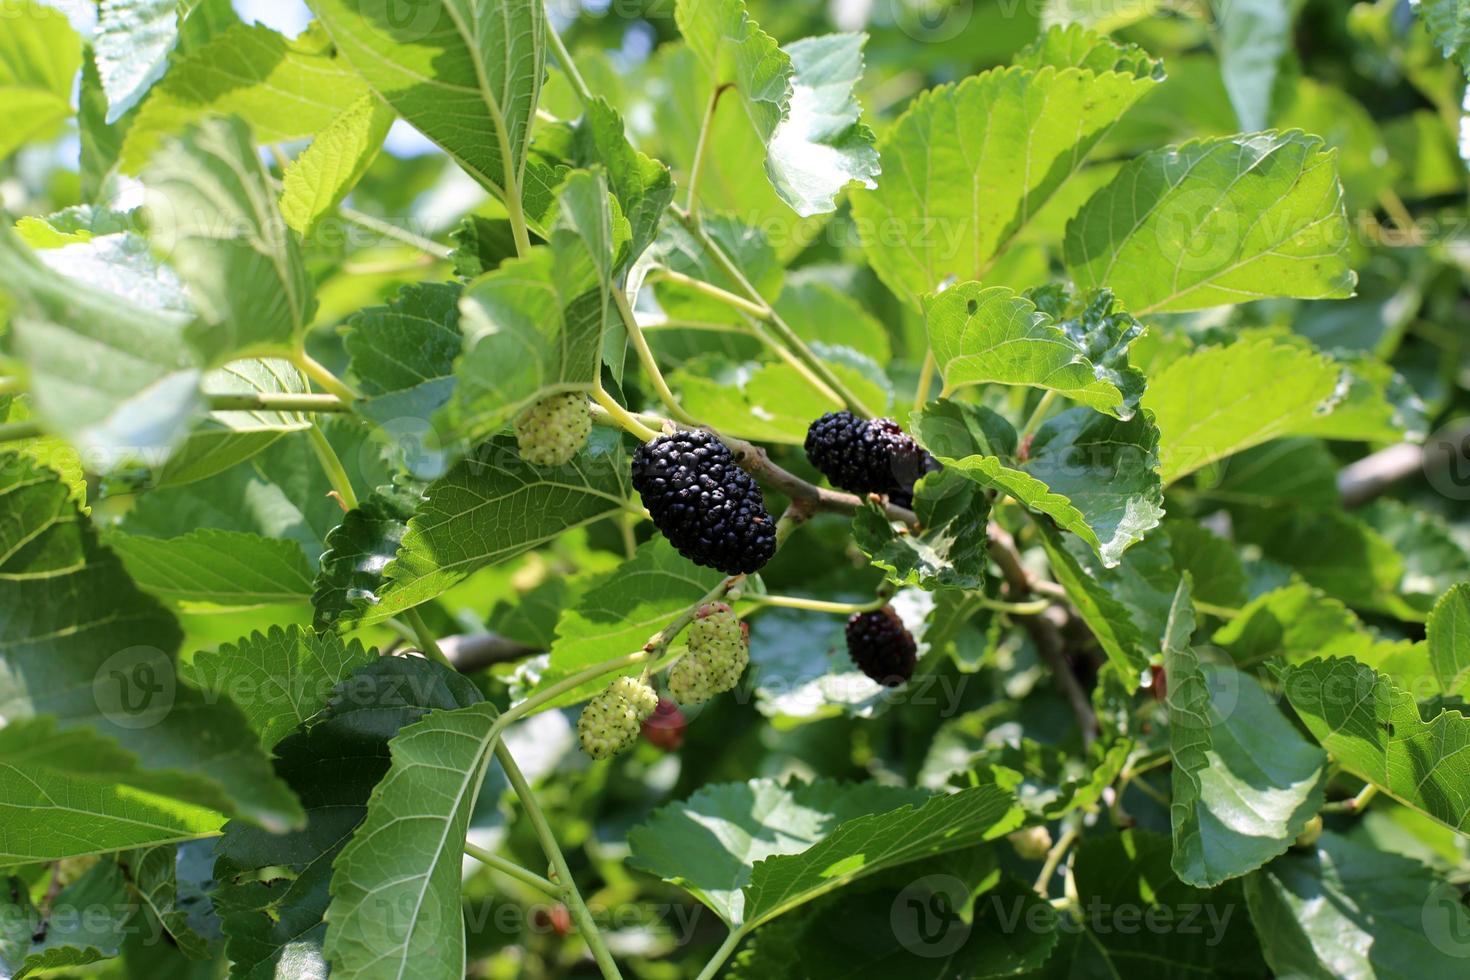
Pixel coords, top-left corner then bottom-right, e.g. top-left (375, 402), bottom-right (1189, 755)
top-left (672, 357), bottom-right (889, 445)
top-left (676, 0), bottom-right (878, 216)
top-left (1065, 131), bottom-right (1357, 313)
top-left (1244, 830), bottom-right (1470, 979)
top-left (852, 25), bottom-right (1160, 309)
top-left (1429, 583), bottom-right (1470, 698)
top-left (742, 785), bottom-right (1023, 929)
top-left (106, 527), bottom-right (314, 607)
top-left (93, 0), bottom-right (186, 122)
top-left (0, 454), bottom-right (303, 855)
top-left (575, 97), bottom-right (676, 270)
top-left (627, 779), bottom-right (934, 925)
top-left (305, 0), bottom-right (549, 223)
top-left (774, 273), bottom-right (890, 363)
top-left (0, 718), bottom-right (224, 863)
top-left (216, 657), bottom-right (482, 980)
top-left (1214, 0), bottom-right (1293, 132)
top-left (914, 399), bottom-right (1163, 567)
top-left (280, 93), bottom-right (395, 235)
top-left (1284, 657), bottom-right (1470, 834)
top-left (1165, 580), bottom-right (1327, 887)
top-left (347, 433), bottom-right (631, 627)
top-left (444, 170), bottom-right (621, 445)
top-left (0, 224), bottom-right (204, 469)
top-left (533, 539), bottom-right (724, 706)
top-left (182, 625), bottom-right (377, 750)
top-left (144, 116), bottom-right (316, 360)
top-left (0, 2), bottom-right (80, 160)
top-left (155, 358), bottom-right (313, 488)
top-left (119, 21), bottom-right (370, 172)
top-left (852, 469), bottom-right (991, 590)
top-left (0, 860), bottom-right (132, 976)
top-left (1142, 337), bottom-right (1342, 484)
top-left (1214, 583), bottom-right (1393, 667)
top-left (925, 285), bottom-right (1138, 418)
top-left (324, 700), bottom-right (498, 980)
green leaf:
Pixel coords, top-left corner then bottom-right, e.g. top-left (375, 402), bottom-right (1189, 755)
top-left (444, 169), bottom-right (621, 446)
top-left (0, 2), bottom-right (81, 160)
top-left (1283, 657), bottom-right (1470, 834)
top-left (533, 539), bottom-right (725, 705)
top-left (774, 274), bottom-right (891, 363)
top-left (324, 700), bottom-right (499, 979)
top-left (144, 116), bottom-right (317, 360)
top-left (914, 399), bottom-right (1163, 567)
top-left (1164, 580), bottom-right (1328, 887)
top-left (742, 785), bottom-right (1024, 928)
top-left (0, 224), bottom-right (204, 468)
top-left (1295, 352), bottom-right (1429, 444)
top-left (154, 358), bottom-right (313, 488)
top-left (123, 841), bottom-right (221, 959)
top-left (106, 528), bottom-right (314, 607)
top-left (953, 737), bottom-right (1132, 820)
top-left (119, 21), bottom-right (369, 172)
top-left (215, 657), bottom-right (481, 980)
top-left (925, 286), bottom-right (1139, 418)
top-left (0, 718), bottom-right (224, 863)
top-left (1064, 131), bottom-right (1357, 313)
top-left (1359, 500), bottom-right (1470, 615)
top-left (1166, 518), bottom-right (1247, 611)
top-left (853, 24), bottom-right (1160, 308)
top-left (0, 454), bottom-right (303, 855)
top-left (305, 0), bottom-right (549, 223)
top-left (1142, 337), bottom-right (1343, 484)
top-left (280, 93), bottom-right (395, 235)
top-left (93, 0), bottom-right (187, 122)
top-left (0, 861), bottom-right (131, 976)
top-left (311, 484), bottom-right (419, 631)
top-left (1244, 830), bottom-right (1470, 978)
top-left (1214, 0), bottom-right (1294, 132)
top-left (1037, 830), bottom-right (1267, 976)
top-left (1036, 522), bottom-right (1149, 689)
top-left (627, 778), bottom-right (933, 925)
top-left (344, 433), bottom-right (631, 627)
top-left (1429, 583), bottom-right (1470, 698)
top-left (1200, 437), bottom-right (1341, 508)
top-left (182, 625), bottom-right (377, 750)
top-left (1419, 0), bottom-right (1470, 75)
top-left (575, 97), bottom-right (675, 270)
top-left (676, 0), bottom-right (879, 216)
top-left (672, 357), bottom-right (888, 445)
top-left (852, 469), bottom-right (992, 590)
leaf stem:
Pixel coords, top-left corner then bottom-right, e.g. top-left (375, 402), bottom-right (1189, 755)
top-left (591, 388), bottom-right (661, 442)
top-left (208, 392), bottom-right (353, 413)
top-left (495, 741), bottom-right (624, 979)
top-left (694, 926), bottom-right (746, 980)
top-left (653, 269), bottom-right (769, 318)
top-left (913, 349), bottom-right (937, 408)
top-left (671, 208), bottom-right (876, 418)
top-left (685, 84), bottom-right (728, 214)
top-left (404, 606), bottom-right (455, 670)
top-left (1322, 783), bottom-right (1378, 813)
top-left (295, 351), bottom-right (360, 403)
top-left (1033, 822), bottom-right (1080, 897)
top-left (744, 592), bottom-right (890, 616)
top-left (0, 377), bottom-right (23, 397)
top-left (1018, 390), bottom-right (1059, 442)
top-left (613, 287), bottom-right (700, 426)
top-left (544, 11), bottom-right (592, 105)
top-left (463, 841), bottom-right (559, 896)
top-left (0, 421), bottom-right (42, 443)
top-left (305, 423), bottom-right (360, 511)
top-left (1192, 601), bottom-right (1240, 620)
top-left (336, 204), bottom-right (453, 260)
top-left (976, 596), bottom-right (1054, 616)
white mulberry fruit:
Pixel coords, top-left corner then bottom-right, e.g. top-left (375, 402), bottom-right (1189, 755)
top-left (668, 603), bottom-right (748, 705)
top-left (515, 392), bottom-right (591, 467)
top-left (577, 675), bottom-right (658, 759)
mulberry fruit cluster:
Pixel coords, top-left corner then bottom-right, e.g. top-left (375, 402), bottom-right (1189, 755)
top-left (845, 606), bottom-right (917, 686)
top-left (804, 411), bottom-right (939, 507)
top-left (577, 676), bottom-right (659, 760)
top-left (668, 602), bottom-right (749, 705)
top-left (631, 430), bottom-right (776, 575)
top-left (514, 392), bottom-right (591, 467)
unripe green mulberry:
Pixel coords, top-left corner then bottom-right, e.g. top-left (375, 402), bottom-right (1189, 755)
top-left (577, 675), bottom-right (658, 760)
top-left (1007, 825), bottom-right (1053, 860)
top-left (668, 603), bottom-right (748, 706)
top-left (514, 392), bottom-right (591, 467)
